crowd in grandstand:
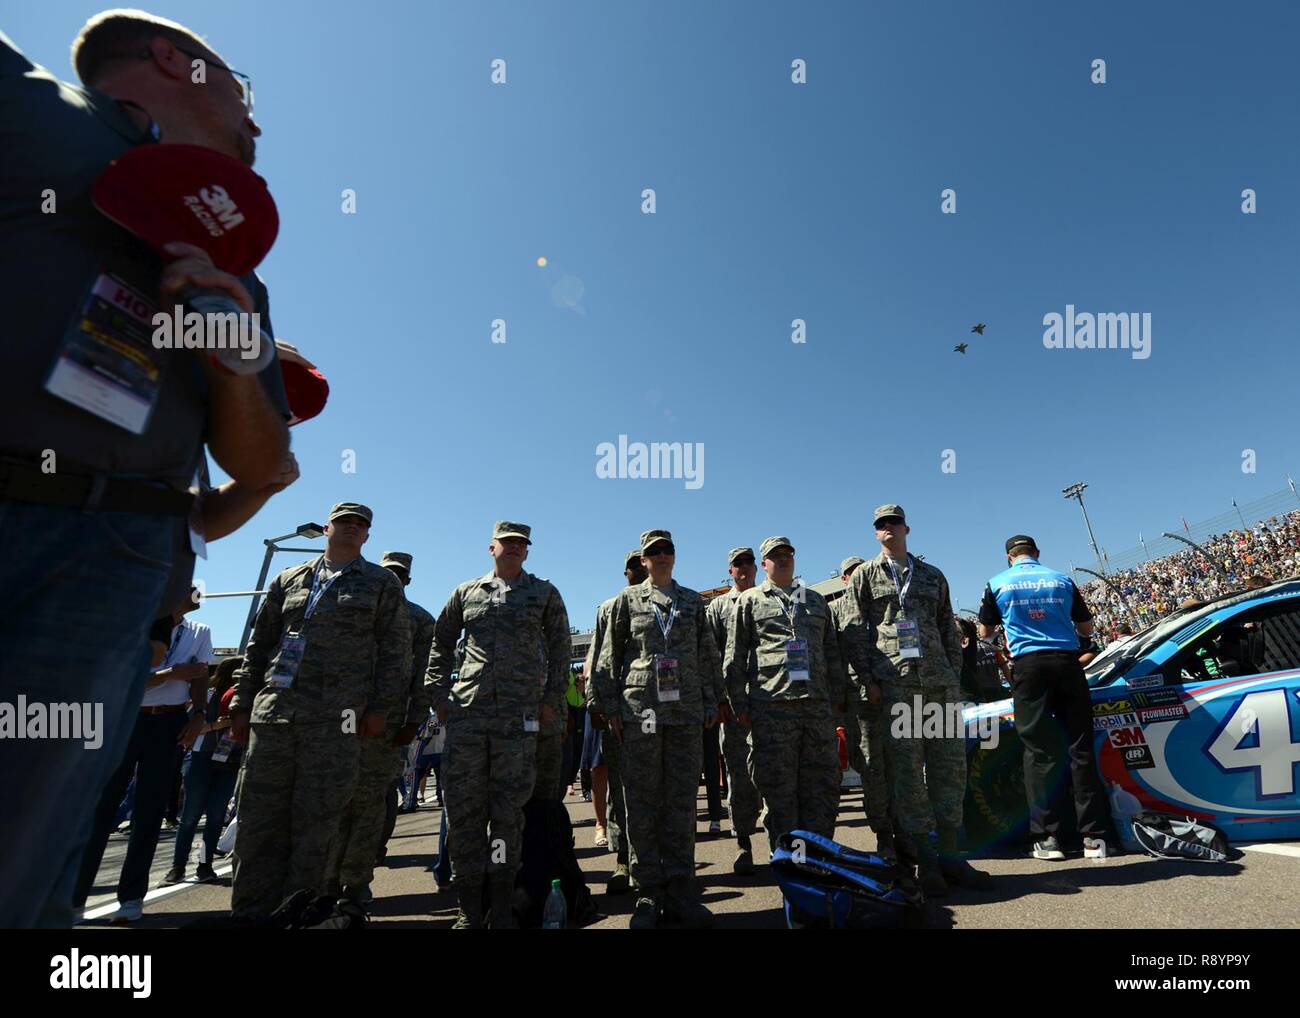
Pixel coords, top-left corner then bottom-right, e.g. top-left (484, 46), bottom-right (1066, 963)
top-left (1081, 510), bottom-right (1300, 637)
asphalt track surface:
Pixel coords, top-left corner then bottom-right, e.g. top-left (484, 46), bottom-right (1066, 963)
top-left (78, 786), bottom-right (1300, 930)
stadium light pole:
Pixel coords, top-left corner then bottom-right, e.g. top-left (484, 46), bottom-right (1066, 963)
top-left (238, 522), bottom-right (326, 655)
top-left (1074, 566), bottom-right (1137, 624)
top-left (1161, 531), bottom-right (1229, 579)
top-left (1063, 482), bottom-right (1104, 572)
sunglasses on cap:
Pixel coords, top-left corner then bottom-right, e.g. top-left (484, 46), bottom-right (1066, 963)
top-left (645, 543), bottom-right (675, 557)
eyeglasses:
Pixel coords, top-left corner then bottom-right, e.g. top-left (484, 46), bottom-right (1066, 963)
top-left (875, 518), bottom-right (904, 528)
top-left (138, 46), bottom-right (254, 113)
top-left (731, 557), bottom-right (755, 567)
top-left (646, 544), bottom-right (675, 557)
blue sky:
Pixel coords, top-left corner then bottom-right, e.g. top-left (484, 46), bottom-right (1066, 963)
top-left (12, 1), bottom-right (1299, 644)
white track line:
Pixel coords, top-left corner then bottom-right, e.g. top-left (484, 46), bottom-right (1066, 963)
top-left (1240, 843), bottom-right (1300, 859)
top-left (81, 863), bottom-right (235, 921)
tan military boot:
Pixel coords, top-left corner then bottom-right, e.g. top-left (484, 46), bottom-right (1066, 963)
top-left (451, 878), bottom-right (485, 929)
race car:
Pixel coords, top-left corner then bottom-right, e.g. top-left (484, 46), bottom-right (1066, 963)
top-left (962, 578), bottom-right (1300, 847)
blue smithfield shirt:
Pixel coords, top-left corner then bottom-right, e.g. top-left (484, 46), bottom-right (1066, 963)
top-left (980, 559), bottom-right (1092, 659)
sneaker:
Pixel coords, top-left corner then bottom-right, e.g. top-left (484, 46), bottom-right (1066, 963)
top-left (606, 863), bottom-right (631, 895)
top-left (1033, 836), bottom-right (1066, 861)
top-left (162, 818), bottom-right (178, 830)
top-left (109, 900), bottom-right (143, 924)
top-left (629, 896), bottom-right (659, 930)
top-left (158, 866), bottom-right (186, 886)
top-left (708, 820), bottom-right (722, 836)
top-left (733, 847), bottom-right (755, 876)
top-left (1083, 837), bottom-right (1110, 860)
top-left (194, 863), bottom-right (217, 882)
top-left (593, 825), bottom-right (608, 848)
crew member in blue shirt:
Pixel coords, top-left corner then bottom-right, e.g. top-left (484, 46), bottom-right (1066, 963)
top-left (978, 535), bottom-right (1110, 861)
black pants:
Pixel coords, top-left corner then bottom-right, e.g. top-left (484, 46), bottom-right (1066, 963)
top-left (75, 710), bottom-right (188, 906)
top-left (702, 724), bottom-right (722, 822)
top-left (1010, 651), bottom-right (1108, 840)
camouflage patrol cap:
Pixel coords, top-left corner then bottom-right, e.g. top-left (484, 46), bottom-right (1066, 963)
top-left (493, 521), bottom-right (532, 544)
top-left (625, 549), bottom-right (643, 569)
top-left (640, 529), bottom-right (673, 554)
top-left (328, 502), bottom-right (373, 525)
top-left (728, 546), bottom-right (755, 566)
top-left (380, 551), bottom-right (413, 573)
top-left (839, 555), bottom-right (865, 577)
top-left (873, 504), bottom-right (906, 526)
top-left (759, 536), bottom-right (795, 560)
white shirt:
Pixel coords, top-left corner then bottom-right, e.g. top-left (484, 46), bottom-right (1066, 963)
top-left (140, 619), bottom-right (214, 707)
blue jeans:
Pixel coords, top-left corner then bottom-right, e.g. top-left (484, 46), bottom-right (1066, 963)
top-left (172, 754), bottom-right (239, 870)
top-left (0, 502), bottom-right (171, 928)
top-left (75, 709), bottom-right (188, 906)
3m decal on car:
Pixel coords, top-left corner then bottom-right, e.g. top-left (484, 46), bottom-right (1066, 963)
top-left (1126, 675), bottom-right (1166, 690)
top-left (1108, 725), bottom-right (1147, 748)
top-left (1137, 704), bottom-right (1190, 723)
top-left (1094, 712), bottom-right (1140, 730)
top-left (1122, 745), bottom-right (1155, 770)
top-left (1092, 699), bottom-right (1133, 716)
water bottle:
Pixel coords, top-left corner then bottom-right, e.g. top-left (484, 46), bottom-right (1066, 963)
top-left (179, 286), bottom-right (275, 375)
top-left (542, 878), bottom-right (566, 929)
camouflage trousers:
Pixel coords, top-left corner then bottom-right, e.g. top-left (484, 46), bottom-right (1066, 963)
top-left (602, 725), bottom-right (628, 865)
top-left (533, 713), bottom-right (565, 801)
top-left (845, 704), bottom-right (893, 830)
top-left (231, 722), bottom-right (360, 919)
top-left (750, 700), bottom-right (840, 848)
top-left (883, 681), bottom-right (967, 838)
top-left (326, 723), bottom-right (404, 896)
top-left (620, 721), bottom-right (701, 897)
top-left (443, 709), bottom-right (537, 882)
top-left (720, 717), bottom-right (761, 837)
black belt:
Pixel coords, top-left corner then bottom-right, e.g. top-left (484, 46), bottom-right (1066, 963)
top-left (0, 458), bottom-right (194, 516)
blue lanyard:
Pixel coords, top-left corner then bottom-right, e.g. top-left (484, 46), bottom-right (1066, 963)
top-left (885, 555), bottom-right (913, 615)
top-left (779, 587), bottom-right (801, 633)
top-left (306, 563), bottom-right (343, 619)
top-left (651, 599), bottom-right (678, 649)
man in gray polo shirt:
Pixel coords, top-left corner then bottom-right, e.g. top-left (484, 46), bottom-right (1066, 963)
top-left (0, 11), bottom-right (291, 927)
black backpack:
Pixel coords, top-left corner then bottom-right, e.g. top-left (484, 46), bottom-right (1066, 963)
top-left (514, 798), bottom-right (598, 928)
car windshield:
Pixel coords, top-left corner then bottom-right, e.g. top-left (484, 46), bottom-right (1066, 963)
top-left (1085, 606), bottom-right (1205, 687)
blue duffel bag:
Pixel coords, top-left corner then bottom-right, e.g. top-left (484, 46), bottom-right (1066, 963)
top-left (770, 830), bottom-right (924, 929)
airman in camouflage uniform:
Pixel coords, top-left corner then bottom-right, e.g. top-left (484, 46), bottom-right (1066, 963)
top-left (583, 549), bottom-right (647, 895)
top-left (725, 537), bottom-right (847, 856)
top-left (704, 546), bottom-right (764, 875)
top-left (229, 503), bottom-right (412, 919)
top-left (830, 554), bottom-right (896, 858)
top-left (427, 521), bottom-right (572, 929)
top-left (327, 551), bottom-right (437, 902)
top-left (594, 529), bottom-right (723, 929)
top-left (838, 505), bottom-right (991, 895)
